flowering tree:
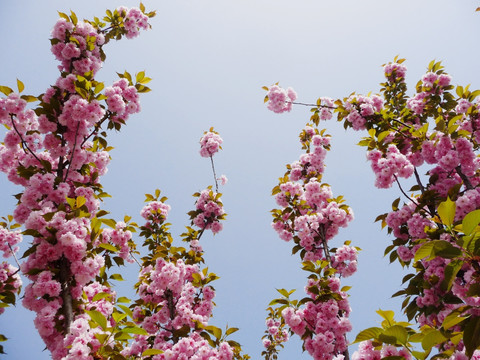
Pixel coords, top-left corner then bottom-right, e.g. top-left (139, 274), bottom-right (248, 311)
top-left (0, 5), bottom-right (247, 360)
top-left (263, 57), bottom-right (480, 359)
top-left (2, 3), bottom-right (480, 360)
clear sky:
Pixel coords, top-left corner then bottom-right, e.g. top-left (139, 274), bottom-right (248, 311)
top-left (0, 1), bottom-right (479, 359)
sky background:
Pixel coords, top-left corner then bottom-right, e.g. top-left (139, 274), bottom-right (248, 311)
top-left (1, 1), bottom-right (480, 359)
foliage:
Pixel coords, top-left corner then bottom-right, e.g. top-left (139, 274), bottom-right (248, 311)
top-left (264, 55), bottom-right (480, 359)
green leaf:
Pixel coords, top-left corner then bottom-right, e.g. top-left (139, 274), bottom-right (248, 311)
top-left (110, 273), bottom-right (124, 281)
top-left (16, 79), bottom-right (24, 93)
top-left (463, 316), bottom-right (480, 358)
top-left (442, 311), bottom-right (467, 330)
top-left (205, 325), bottom-right (222, 340)
top-left (383, 325), bottom-right (408, 345)
top-left (70, 11), bottom-right (78, 25)
top-left (101, 218), bottom-right (117, 228)
top-left (225, 327), bottom-right (239, 336)
top-left (353, 327), bottom-right (383, 343)
top-left (376, 309), bottom-right (395, 326)
top-left (276, 288), bottom-right (292, 298)
top-left (432, 240), bottom-right (462, 259)
top-left (20, 95), bottom-right (38, 103)
top-left (92, 292), bottom-right (113, 302)
top-left (76, 196), bottom-right (86, 208)
top-left (421, 329), bottom-right (447, 351)
top-left (462, 209), bottom-right (480, 236)
top-left (437, 197), bottom-right (455, 226)
top-left (94, 333), bottom-right (109, 344)
top-left (456, 86), bottom-right (464, 98)
top-left (136, 71), bottom-right (145, 83)
top-left (87, 310), bottom-right (108, 330)
top-left (117, 304), bottom-right (133, 318)
top-left (122, 326), bottom-right (148, 335)
top-left (57, 12), bottom-right (70, 21)
top-left (142, 349), bottom-right (163, 356)
top-left (441, 259), bottom-right (463, 291)
top-left (99, 243), bottom-right (118, 252)
top-left (112, 312), bottom-right (127, 323)
top-left (0, 86), bottom-right (13, 96)
top-left (94, 82), bottom-right (105, 94)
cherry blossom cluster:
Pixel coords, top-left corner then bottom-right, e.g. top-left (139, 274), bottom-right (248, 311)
top-left (132, 258), bottom-right (215, 332)
top-left (266, 122), bottom-right (356, 360)
top-left (265, 85), bottom-right (297, 113)
top-left (117, 6), bottom-right (150, 39)
top-left (342, 94), bottom-right (383, 131)
top-left (271, 132), bottom-right (353, 261)
top-left (265, 59), bottom-right (480, 358)
top-left (0, 7), bottom-right (154, 359)
top-left (126, 333), bottom-right (234, 360)
top-left (384, 62), bottom-right (407, 81)
top-left (51, 18), bottom-right (105, 76)
top-left (124, 194), bottom-right (237, 359)
top-left (36, 281), bottom-right (116, 360)
top-left (262, 317), bottom-right (289, 349)
top-left (140, 200), bottom-right (171, 225)
top-left (351, 340), bottom-right (411, 360)
top-left (349, 61), bottom-right (480, 356)
top-left (331, 244), bottom-right (358, 278)
top-left (104, 78), bottom-right (141, 123)
top-left (283, 277), bottom-right (352, 360)
top-left (98, 221), bottom-right (134, 262)
top-left (0, 226), bottom-right (22, 258)
top-left (366, 145), bottom-right (414, 188)
top-left (0, 262), bottom-right (21, 315)
top-left (191, 188), bottom-right (225, 234)
top-left (199, 130), bottom-right (223, 158)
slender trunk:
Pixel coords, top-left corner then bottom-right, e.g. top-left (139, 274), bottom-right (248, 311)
top-left (59, 256), bottom-right (73, 332)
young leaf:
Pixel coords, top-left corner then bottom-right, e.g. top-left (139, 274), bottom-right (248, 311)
top-left (87, 310), bottom-right (108, 330)
top-left (437, 197), bottom-right (455, 227)
top-left (16, 79), bottom-right (24, 93)
top-left (353, 327), bottom-right (383, 343)
top-left (462, 209), bottom-right (480, 236)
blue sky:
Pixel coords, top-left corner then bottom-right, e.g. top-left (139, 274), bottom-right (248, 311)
top-left (1, 1), bottom-right (479, 359)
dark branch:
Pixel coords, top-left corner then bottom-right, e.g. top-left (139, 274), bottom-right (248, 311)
top-left (10, 114), bottom-right (43, 166)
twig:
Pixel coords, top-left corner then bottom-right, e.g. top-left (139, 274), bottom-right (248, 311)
top-left (456, 165), bottom-right (474, 190)
top-left (10, 114), bottom-right (43, 166)
top-left (210, 156), bottom-right (218, 192)
top-left (316, 224), bottom-right (331, 262)
top-left (414, 168), bottom-right (425, 193)
top-left (290, 101), bottom-right (336, 109)
top-left (392, 118), bottom-right (413, 129)
top-left (8, 244), bottom-right (21, 270)
top-left (394, 175), bottom-right (419, 207)
top-left (129, 251), bottom-right (142, 268)
top-left (63, 122), bottom-right (80, 182)
top-left (80, 112), bottom-right (111, 148)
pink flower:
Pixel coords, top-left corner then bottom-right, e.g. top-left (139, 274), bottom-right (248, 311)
top-left (217, 174), bottom-right (228, 185)
top-left (266, 85), bottom-right (297, 113)
top-left (199, 130), bottom-right (223, 158)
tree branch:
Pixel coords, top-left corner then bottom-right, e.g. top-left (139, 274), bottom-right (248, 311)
top-left (59, 256), bottom-right (73, 332)
top-left (10, 114), bottom-right (43, 166)
top-left (210, 156), bottom-right (218, 193)
top-left (80, 111), bottom-right (111, 148)
top-left (456, 165), bottom-right (474, 190)
top-left (63, 122), bottom-right (80, 182)
top-left (8, 244), bottom-right (21, 271)
top-left (394, 175), bottom-right (419, 207)
top-left (290, 101), bottom-right (335, 109)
